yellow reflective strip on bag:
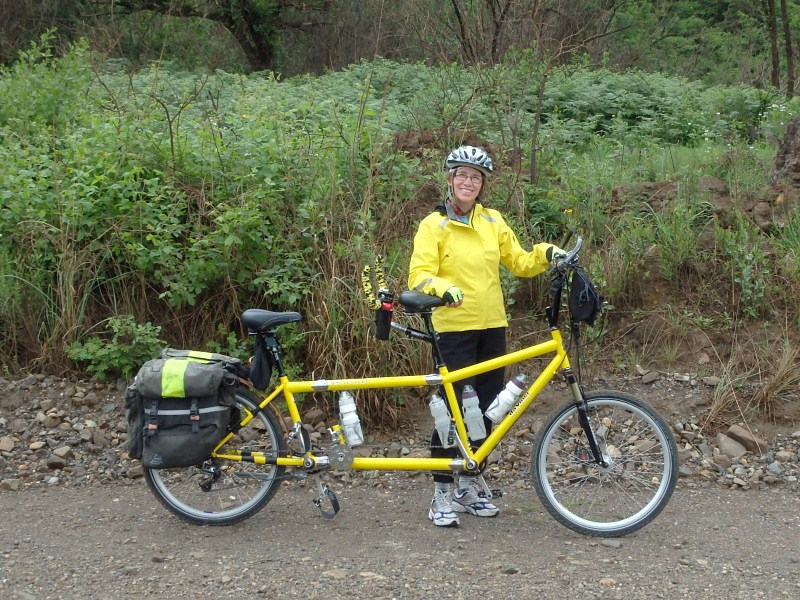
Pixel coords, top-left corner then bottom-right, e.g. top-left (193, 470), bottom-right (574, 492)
top-left (186, 350), bottom-right (214, 362)
top-left (161, 359), bottom-right (189, 398)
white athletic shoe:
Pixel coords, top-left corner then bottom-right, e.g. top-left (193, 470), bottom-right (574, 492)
top-left (452, 485), bottom-right (500, 517)
top-left (428, 489), bottom-right (460, 527)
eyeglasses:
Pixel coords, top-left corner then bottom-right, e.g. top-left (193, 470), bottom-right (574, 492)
top-left (453, 171), bottom-right (483, 185)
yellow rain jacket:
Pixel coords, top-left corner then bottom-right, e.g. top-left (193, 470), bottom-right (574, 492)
top-left (408, 202), bottom-right (555, 333)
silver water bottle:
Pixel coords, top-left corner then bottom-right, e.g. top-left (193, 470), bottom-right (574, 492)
top-left (429, 393), bottom-right (455, 448)
top-left (461, 385), bottom-right (485, 441)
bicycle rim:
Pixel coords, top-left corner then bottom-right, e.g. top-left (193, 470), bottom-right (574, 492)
top-left (145, 390), bottom-right (285, 525)
top-left (532, 391), bottom-right (678, 536)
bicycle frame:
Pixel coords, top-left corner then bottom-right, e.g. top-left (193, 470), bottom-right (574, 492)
top-left (213, 326), bottom-right (578, 474)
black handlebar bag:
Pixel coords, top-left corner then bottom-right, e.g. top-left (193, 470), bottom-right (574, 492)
top-left (126, 350), bottom-right (240, 469)
top-left (568, 267), bottom-right (603, 326)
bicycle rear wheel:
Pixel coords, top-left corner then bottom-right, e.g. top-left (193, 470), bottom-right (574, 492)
top-left (145, 389), bottom-right (286, 525)
top-left (532, 390), bottom-right (678, 537)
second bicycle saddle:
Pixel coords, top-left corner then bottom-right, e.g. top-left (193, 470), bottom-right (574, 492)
top-left (398, 290), bottom-right (445, 313)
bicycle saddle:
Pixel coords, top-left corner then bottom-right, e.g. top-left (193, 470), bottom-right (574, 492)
top-left (241, 309), bottom-right (302, 333)
top-left (398, 290), bottom-right (445, 313)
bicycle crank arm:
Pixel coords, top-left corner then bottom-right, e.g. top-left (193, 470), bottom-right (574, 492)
top-left (476, 474), bottom-right (503, 500)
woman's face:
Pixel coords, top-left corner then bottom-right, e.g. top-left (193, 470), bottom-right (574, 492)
top-left (448, 166), bottom-right (484, 211)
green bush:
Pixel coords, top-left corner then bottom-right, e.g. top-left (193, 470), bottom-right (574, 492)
top-left (65, 316), bottom-right (165, 380)
top-left (716, 214), bottom-right (770, 318)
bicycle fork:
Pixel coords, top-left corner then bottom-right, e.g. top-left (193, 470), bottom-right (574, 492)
top-left (564, 367), bottom-right (608, 468)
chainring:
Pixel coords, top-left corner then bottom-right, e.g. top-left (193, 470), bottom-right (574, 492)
top-left (328, 443), bottom-right (355, 469)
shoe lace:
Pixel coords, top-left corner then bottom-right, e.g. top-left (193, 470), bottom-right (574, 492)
top-left (432, 490), bottom-right (452, 512)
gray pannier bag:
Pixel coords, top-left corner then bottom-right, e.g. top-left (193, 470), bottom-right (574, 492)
top-left (125, 349), bottom-right (241, 469)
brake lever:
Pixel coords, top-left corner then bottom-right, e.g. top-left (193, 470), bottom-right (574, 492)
top-left (555, 236), bottom-right (583, 271)
top-left (546, 235), bottom-right (583, 280)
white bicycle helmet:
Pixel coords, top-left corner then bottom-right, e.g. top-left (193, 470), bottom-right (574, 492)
top-left (444, 145), bottom-right (494, 176)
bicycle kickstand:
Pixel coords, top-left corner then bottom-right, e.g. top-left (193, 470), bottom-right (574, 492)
top-left (313, 475), bottom-right (340, 519)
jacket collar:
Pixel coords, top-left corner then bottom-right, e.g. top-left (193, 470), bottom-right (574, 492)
top-left (444, 200), bottom-right (482, 224)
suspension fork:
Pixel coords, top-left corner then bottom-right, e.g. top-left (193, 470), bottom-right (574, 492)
top-left (564, 367), bottom-right (608, 468)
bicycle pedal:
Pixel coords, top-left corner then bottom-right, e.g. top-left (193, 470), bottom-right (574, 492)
top-left (313, 478), bottom-right (340, 519)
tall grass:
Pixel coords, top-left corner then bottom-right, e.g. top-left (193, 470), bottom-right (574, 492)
top-left (706, 335), bottom-right (800, 426)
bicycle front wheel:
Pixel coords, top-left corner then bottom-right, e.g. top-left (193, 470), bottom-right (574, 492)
top-left (145, 389), bottom-right (286, 525)
top-left (532, 390), bottom-right (678, 537)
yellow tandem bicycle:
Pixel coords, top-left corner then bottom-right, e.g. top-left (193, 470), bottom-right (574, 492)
top-left (144, 238), bottom-right (678, 536)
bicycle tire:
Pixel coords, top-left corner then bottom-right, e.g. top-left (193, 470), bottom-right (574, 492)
top-left (532, 390), bottom-right (678, 537)
top-left (144, 389), bottom-right (286, 525)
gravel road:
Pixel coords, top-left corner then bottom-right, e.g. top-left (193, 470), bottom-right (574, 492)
top-left (1, 476), bottom-right (798, 600)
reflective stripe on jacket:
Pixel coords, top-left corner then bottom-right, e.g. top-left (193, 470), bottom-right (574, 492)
top-left (408, 202), bottom-right (554, 333)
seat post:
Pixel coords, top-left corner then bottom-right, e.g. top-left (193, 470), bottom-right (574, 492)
top-left (419, 311), bottom-right (446, 369)
top-left (262, 332), bottom-right (286, 378)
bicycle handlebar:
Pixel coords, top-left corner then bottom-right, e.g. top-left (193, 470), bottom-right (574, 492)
top-left (545, 235), bottom-right (583, 328)
top-left (551, 236), bottom-right (583, 274)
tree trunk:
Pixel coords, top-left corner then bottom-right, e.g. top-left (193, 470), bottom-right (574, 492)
top-left (780, 0), bottom-right (794, 98)
top-left (448, 0), bottom-right (478, 63)
top-left (221, 1), bottom-right (280, 71)
top-left (767, 0), bottom-right (780, 89)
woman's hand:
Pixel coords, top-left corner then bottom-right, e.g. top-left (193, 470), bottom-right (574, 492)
top-left (546, 245), bottom-right (567, 266)
top-left (442, 286), bottom-right (464, 307)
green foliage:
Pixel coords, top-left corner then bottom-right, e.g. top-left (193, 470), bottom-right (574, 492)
top-left (774, 209), bottom-right (800, 303)
top-left (65, 316), bottom-right (165, 380)
top-left (204, 323), bottom-right (252, 362)
top-left (716, 214), bottom-right (770, 318)
top-left (0, 32), bottom-right (93, 137)
top-left (649, 199), bottom-right (712, 279)
top-left (775, 208), bottom-right (800, 254)
top-left (113, 13), bottom-right (249, 72)
top-left (520, 185), bottom-right (568, 242)
top-left (2, 39), bottom-right (798, 426)
top-left (606, 0), bottom-right (773, 87)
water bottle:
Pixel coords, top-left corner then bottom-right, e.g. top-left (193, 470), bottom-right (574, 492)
top-left (461, 385), bottom-right (486, 441)
top-left (484, 374), bottom-right (529, 424)
top-left (374, 289), bottom-right (394, 340)
top-left (338, 391), bottom-right (364, 446)
top-left (429, 393), bottom-right (455, 449)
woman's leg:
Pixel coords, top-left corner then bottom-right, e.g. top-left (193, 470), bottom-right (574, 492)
top-left (426, 331), bottom-right (480, 526)
top-left (430, 330), bottom-right (479, 483)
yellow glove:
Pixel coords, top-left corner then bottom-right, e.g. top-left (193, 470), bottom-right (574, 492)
top-left (442, 286), bottom-right (463, 304)
top-left (546, 245), bottom-right (567, 264)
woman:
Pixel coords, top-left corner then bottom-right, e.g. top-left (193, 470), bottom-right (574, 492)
top-left (408, 145), bottom-right (563, 527)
